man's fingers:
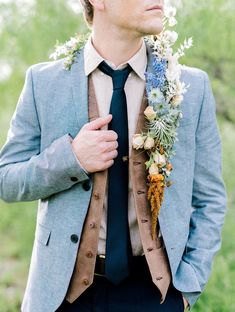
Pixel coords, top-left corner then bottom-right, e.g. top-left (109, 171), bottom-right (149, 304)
top-left (103, 150), bottom-right (118, 161)
top-left (97, 130), bottom-right (118, 142)
top-left (101, 141), bottom-right (118, 153)
top-left (82, 115), bottom-right (112, 131)
top-left (103, 159), bottom-right (114, 169)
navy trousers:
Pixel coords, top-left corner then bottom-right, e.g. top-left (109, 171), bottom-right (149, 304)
top-left (57, 272), bottom-right (184, 312)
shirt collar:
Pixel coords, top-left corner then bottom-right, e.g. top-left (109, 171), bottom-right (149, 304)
top-left (84, 35), bottom-right (147, 81)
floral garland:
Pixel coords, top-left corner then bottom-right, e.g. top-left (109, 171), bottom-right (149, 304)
top-left (50, 32), bottom-right (91, 70)
top-left (132, 6), bottom-right (192, 239)
top-left (50, 6), bottom-right (192, 239)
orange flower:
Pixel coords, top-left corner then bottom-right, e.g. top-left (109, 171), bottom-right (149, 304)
top-left (166, 163), bottom-right (173, 171)
top-left (148, 174), bottom-right (165, 239)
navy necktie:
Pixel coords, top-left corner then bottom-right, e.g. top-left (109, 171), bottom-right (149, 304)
top-left (98, 61), bottom-right (133, 284)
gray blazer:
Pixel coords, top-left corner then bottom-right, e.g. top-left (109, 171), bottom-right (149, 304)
top-left (0, 44), bottom-right (227, 312)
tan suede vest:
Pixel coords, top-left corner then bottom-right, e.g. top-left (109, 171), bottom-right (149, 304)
top-left (66, 77), bottom-right (171, 304)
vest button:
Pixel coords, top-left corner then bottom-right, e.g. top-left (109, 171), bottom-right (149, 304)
top-left (83, 279), bottom-right (90, 286)
top-left (86, 251), bottom-right (93, 258)
top-left (82, 180), bottom-right (91, 191)
top-left (156, 276), bottom-right (163, 281)
top-left (70, 177), bottom-right (78, 182)
top-left (93, 192), bottom-right (100, 200)
top-left (89, 222), bottom-right (97, 229)
top-left (70, 234), bottom-right (79, 243)
top-left (141, 219), bottom-right (148, 223)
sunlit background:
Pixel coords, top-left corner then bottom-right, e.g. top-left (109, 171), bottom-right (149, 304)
top-left (0, 0), bottom-right (235, 311)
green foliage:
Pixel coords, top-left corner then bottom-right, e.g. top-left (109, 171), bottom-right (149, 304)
top-left (175, 0), bottom-right (235, 123)
top-left (0, 0), bottom-right (234, 310)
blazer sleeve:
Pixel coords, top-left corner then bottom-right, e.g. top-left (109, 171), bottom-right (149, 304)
top-left (182, 72), bottom-right (227, 308)
top-left (0, 66), bottom-right (89, 202)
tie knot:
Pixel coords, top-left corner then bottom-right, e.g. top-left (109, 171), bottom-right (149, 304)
top-left (98, 61), bottom-right (132, 90)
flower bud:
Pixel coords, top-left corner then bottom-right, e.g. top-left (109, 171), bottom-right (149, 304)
top-left (132, 134), bottom-right (145, 150)
top-left (154, 151), bottom-right (166, 166)
top-left (149, 163), bottom-right (159, 175)
top-left (144, 136), bottom-right (155, 150)
top-left (171, 94), bottom-right (183, 107)
top-left (166, 163), bottom-right (173, 171)
top-left (144, 106), bottom-right (157, 121)
top-left (165, 30), bottom-right (178, 44)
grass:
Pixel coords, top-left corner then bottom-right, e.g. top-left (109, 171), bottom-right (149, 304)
top-left (0, 115), bottom-right (234, 311)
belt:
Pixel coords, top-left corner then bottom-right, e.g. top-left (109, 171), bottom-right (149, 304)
top-left (95, 254), bottom-right (151, 279)
top-left (95, 255), bottom-right (106, 276)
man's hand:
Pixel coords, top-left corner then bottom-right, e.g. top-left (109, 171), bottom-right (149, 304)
top-left (71, 115), bottom-right (118, 173)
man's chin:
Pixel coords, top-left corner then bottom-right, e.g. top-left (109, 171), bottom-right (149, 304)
top-left (140, 28), bottom-right (163, 37)
top-left (138, 23), bottom-right (163, 37)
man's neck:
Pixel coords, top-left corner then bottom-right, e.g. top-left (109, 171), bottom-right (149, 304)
top-left (91, 28), bottom-right (143, 67)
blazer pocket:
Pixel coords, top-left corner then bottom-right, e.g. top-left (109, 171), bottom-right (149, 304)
top-left (35, 223), bottom-right (51, 246)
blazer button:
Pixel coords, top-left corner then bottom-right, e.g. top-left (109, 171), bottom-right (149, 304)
top-left (82, 180), bottom-right (91, 191)
top-left (70, 234), bottom-right (79, 243)
top-left (70, 177), bottom-right (78, 182)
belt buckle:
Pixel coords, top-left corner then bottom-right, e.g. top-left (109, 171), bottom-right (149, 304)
top-left (94, 254), bottom-right (106, 277)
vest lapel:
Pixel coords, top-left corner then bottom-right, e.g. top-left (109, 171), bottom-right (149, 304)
top-left (130, 90), bottom-right (171, 302)
top-left (66, 77), bottom-right (108, 303)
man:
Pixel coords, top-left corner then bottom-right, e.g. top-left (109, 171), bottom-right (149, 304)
top-left (0, 0), bottom-right (226, 311)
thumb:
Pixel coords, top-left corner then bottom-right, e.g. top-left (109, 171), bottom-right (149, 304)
top-left (82, 114), bottom-right (112, 131)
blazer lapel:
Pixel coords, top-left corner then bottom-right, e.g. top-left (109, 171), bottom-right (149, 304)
top-left (70, 48), bottom-right (89, 127)
top-left (146, 41), bottom-right (154, 75)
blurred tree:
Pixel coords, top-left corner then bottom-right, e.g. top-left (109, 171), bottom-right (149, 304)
top-left (0, 0), bottom-right (88, 129)
top-left (174, 0), bottom-right (235, 122)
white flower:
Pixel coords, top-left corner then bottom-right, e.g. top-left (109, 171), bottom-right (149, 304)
top-left (149, 163), bottom-right (159, 175)
top-left (177, 38), bottom-right (194, 58)
top-left (164, 6), bottom-right (177, 18)
top-left (176, 81), bottom-right (187, 95)
top-left (165, 169), bottom-right (171, 177)
top-left (164, 47), bottom-right (174, 58)
top-left (164, 30), bottom-right (178, 45)
top-left (184, 38), bottom-right (193, 49)
top-left (169, 17), bottom-right (177, 27)
top-left (132, 134), bottom-right (145, 149)
top-left (166, 54), bottom-right (181, 82)
top-left (171, 95), bottom-right (184, 107)
top-left (144, 106), bottom-right (157, 121)
top-left (144, 136), bottom-right (155, 150)
top-left (153, 151), bottom-right (166, 166)
top-left (149, 88), bottom-right (165, 104)
top-left (66, 37), bottom-right (79, 50)
top-left (164, 6), bottom-right (177, 27)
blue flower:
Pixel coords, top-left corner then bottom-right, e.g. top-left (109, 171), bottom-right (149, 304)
top-left (145, 57), bottom-right (167, 94)
top-left (154, 102), bottom-right (170, 117)
top-left (152, 57), bottom-right (167, 75)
